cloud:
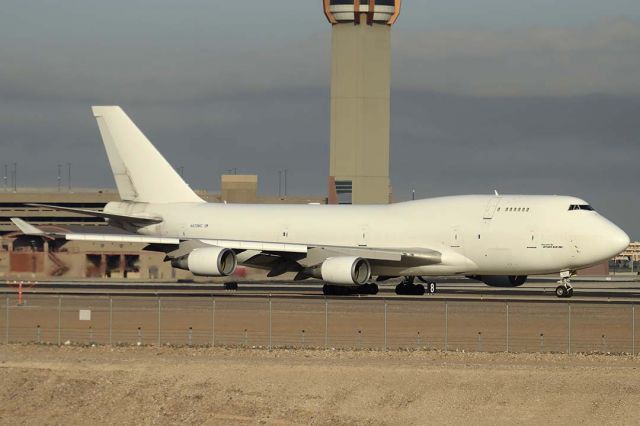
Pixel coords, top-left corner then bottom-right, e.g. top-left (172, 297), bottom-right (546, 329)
top-left (1, 18), bottom-right (639, 105)
top-left (393, 19), bottom-right (640, 96)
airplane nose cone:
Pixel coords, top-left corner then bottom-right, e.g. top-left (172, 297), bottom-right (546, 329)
top-left (606, 226), bottom-right (630, 258)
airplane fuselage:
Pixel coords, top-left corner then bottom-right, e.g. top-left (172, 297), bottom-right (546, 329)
top-left (106, 194), bottom-right (629, 278)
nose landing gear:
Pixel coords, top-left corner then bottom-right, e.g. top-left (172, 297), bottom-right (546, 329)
top-left (555, 271), bottom-right (574, 298)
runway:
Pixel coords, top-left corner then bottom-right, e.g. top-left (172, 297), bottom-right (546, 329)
top-left (2, 276), bottom-right (639, 303)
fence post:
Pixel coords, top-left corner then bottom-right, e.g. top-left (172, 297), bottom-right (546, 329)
top-left (211, 298), bottom-right (216, 347)
top-left (568, 303), bottom-right (571, 354)
top-left (444, 301), bottom-right (448, 351)
top-left (268, 296), bottom-right (272, 350)
top-left (57, 295), bottom-right (62, 346)
top-left (157, 297), bottom-right (161, 346)
top-left (5, 296), bottom-right (8, 344)
top-left (383, 300), bottom-right (387, 351)
top-left (506, 302), bottom-right (510, 353)
top-left (324, 298), bottom-right (328, 350)
top-left (109, 297), bottom-right (113, 346)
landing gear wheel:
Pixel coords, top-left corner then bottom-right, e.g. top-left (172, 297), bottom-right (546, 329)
top-left (356, 283), bottom-right (376, 295)
top-left (395, 278), bottom-right (425, 296)
top-left (395, 283), bottom-right (409, 295)
top-left (323, 284), bottom-right (343, 295)
top-left (365, 283), bottom-right (379, 295)
top-left (555, 285), bottom-right (568, 298)
top-left (555, 271), bottom-right (575, 298)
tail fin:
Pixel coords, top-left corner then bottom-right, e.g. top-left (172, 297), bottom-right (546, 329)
top-left (92, 106), bottom-right (204, 204)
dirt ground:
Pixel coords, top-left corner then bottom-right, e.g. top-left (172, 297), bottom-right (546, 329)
top-left (1, 345), bottom-right (639, 425)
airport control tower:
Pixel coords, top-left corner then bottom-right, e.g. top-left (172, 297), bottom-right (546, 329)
top-left (324, 0), bottom-right (401, 204)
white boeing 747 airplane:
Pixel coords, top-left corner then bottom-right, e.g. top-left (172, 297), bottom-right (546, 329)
top-left (12, 106), bottom-right (630, 298)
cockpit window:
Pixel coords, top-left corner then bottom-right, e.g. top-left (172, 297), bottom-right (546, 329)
top-left (569, 204), bottom-right (594, 211)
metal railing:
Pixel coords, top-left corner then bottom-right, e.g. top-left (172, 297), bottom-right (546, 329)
top-left (1, 295), bottom-right (637, 355)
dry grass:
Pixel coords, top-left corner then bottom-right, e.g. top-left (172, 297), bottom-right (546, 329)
top-left (1, 345), bottom-right (639, 425)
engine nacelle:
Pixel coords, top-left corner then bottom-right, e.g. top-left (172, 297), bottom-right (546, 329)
top-left (317, 256), bottom-right (371, 285)
top-left (468, 275), bottom-right (528, 287)
top-left (171, 247), bottom-right (237, 277)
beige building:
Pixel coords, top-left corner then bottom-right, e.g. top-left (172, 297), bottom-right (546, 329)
top-left (324, 1), bottom-right (401, 205)
top-left (617, 241), bottom-right (640, 262)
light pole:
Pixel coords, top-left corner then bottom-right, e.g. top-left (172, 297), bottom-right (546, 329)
top-left (12, 163), bottom-right (17, 192)
top-left (67, 163), bottom-right (71, 192)
top-left (57, 164), bottom-right (62, 192)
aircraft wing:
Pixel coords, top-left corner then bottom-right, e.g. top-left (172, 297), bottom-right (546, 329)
top-left (10, 218), bottom-right (177, 244)
top-left (26, 203), bottom-right (163, 225)
top-left (10, 218), bottom-right (442, 273)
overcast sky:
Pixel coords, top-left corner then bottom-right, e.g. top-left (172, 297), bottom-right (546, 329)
top-left (0, 1), bottom-right (639, 238)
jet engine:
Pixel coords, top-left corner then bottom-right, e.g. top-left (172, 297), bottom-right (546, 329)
top-left (313, 256), bottom-right (371, 285)
top-left (171, 247), bottom-right (237, 276)
top-left (468, 275), bottom-right (528, 287)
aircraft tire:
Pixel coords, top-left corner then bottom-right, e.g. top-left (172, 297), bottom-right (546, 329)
top-left (555, 285), bottom-right (571, 298)
top-left (323, 284), bottom-right (357, 296)
top-left (395, 283), bottom-right (424, 296)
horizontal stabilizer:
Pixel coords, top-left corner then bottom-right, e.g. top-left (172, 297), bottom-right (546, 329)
top-left (27, 203), bottom-right (163, 225)
top-left (10, 218), bottom-right (46, 236)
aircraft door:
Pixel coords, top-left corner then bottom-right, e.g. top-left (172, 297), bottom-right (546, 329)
top-left (483, 197), bottom-right (501, 219)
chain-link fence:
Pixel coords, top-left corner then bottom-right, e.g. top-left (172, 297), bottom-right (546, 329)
top-left (1, 294), bottom-right (637, 354)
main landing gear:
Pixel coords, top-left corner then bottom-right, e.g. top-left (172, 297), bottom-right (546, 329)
top-left (323, 283), bottom-right (379, 296)
top-left (395, 277), bottom-right (437, 296)
top-left (555, 271), bottom-right (574, 298)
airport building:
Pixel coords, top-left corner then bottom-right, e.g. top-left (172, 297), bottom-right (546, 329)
top-left (324, 0), bottom-right (401, 204)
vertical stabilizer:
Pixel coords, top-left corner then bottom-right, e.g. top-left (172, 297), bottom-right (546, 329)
top-left (92, 106), bottom-right (204, 204)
